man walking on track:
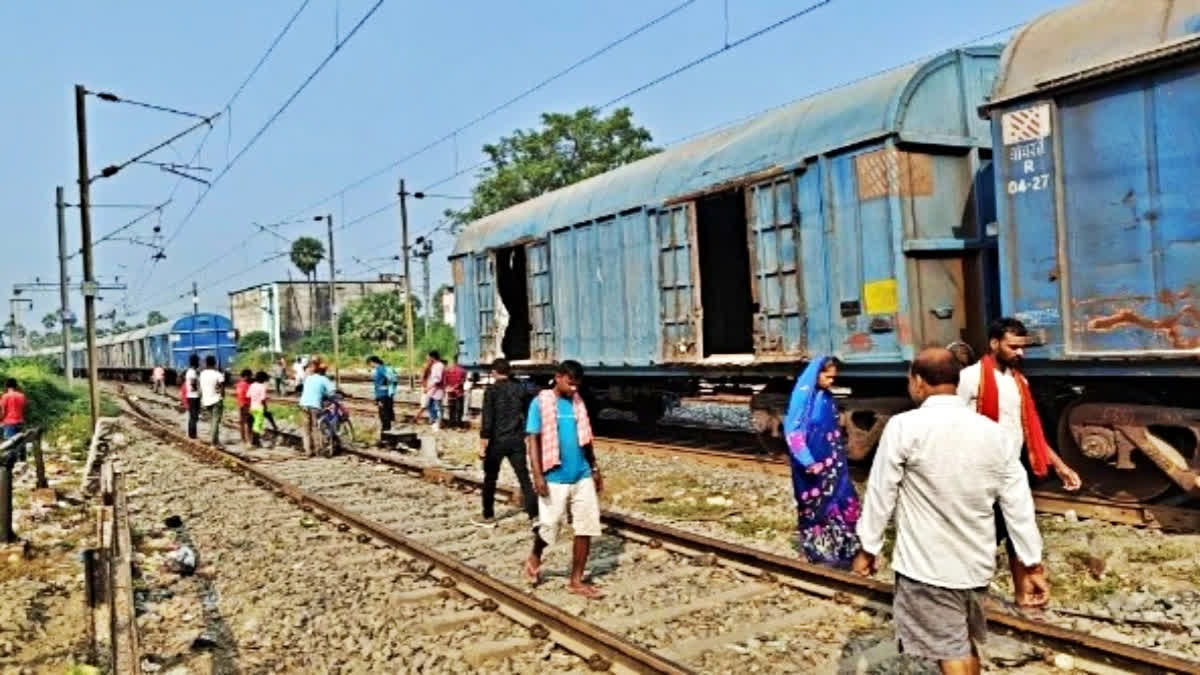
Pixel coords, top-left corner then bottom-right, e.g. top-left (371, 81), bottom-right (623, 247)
top-left (151, 364), bottom-right (166, 395)
top-left (424, 351), bottom-right (446, 430)
top-left (367, 355), bottom-right (396, 435)
top-left (182, 354), bottom-right (201, 439)
top-left (524, 360), bottom-right (605, 599)
top-left (957, 317), bottom-right (1079, 598)
top-left (299, 359), bottom-right (334, 456)
top-left (198, 356), bottom-right (225, 448)
top-left (474, 358), bottom-right (537, 527)
top-left (855, 348), bottom-right (1047, 675)
top-left (443, 355), bottom-right (468, 428)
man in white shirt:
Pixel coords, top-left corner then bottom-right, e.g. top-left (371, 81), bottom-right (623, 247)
top-left (183, 354), bottom-right (201, 439)
top-left (855, 348), bottom-right (1047, 675)
top-left (425, 351), bottom-right (446, 431)
top-left (198, 355), bottom-right (225, 447)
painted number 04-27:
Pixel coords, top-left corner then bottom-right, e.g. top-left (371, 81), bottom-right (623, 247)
top-left (1007, 173), bottom-right (1050, 195)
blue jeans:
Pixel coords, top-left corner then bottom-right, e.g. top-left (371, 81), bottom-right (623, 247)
top-left (2, 424), bottom-right (21, 440)
top-left (427, 398), bottom-right (441, 423)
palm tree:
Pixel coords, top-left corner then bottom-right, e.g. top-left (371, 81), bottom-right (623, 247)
top-left (41, 313), bottom-right (57, 331)
top-left (290, 236), bottom-right (325, 335)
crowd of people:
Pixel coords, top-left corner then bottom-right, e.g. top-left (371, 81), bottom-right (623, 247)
top-left (153, 315), bottom-right (1072, 670)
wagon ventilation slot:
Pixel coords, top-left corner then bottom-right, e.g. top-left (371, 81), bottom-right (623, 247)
top-left (494, 246), bottom-right (530, 361)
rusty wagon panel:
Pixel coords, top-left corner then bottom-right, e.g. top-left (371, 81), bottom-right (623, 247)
top-left (985, 0), bottom-right (1200, 359)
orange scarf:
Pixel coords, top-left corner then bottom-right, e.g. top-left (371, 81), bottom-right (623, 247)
top-left (977, 354), bottom-right (1051, 477)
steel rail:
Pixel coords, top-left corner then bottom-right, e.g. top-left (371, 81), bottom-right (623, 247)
top-left (119, 392), bottom-right (691, 675)
top-left (119, 387), bottom-right (1200, 673)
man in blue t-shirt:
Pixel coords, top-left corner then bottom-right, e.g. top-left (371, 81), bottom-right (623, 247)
top-left (523, 360), bottom-right (604, 599)
top-left (298, 359), bottom-right (334, 456)
top-left (367, 355), bottom-right (395, 436)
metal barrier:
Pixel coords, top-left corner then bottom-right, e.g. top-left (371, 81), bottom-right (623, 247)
top-left (0, 427), bottom-right (45, 543)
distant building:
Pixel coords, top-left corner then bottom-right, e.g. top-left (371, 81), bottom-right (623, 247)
top-left (441, 288), bottom-right (455, 329)
top-left (228, 278), bottom-right (406, 353)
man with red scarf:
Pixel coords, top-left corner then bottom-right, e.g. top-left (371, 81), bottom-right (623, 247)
top-left (958, 317), bottom-right (1079, 606)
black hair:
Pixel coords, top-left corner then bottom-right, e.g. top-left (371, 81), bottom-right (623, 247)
top-left (910, 349), bottom-right (961, 387)
top-left (241, 369), bottom-right (253, 379)
top-left (556, 359), bottom-right (584, 381)
top-left (255, 371), bottom-right (269, 383)
top-left (189, 354), bottom-right (200, 368)
top-left (428, 350), bottom-right (441, 361)
top-left (820, 356), bottom-right (842, 371)
top-left (5, 378), bottom-right (16, 390)
top-left (492, 358), bottom-right (511, 376)
top-left (989, 317), bottom-right (1028, 342)
top-left (367, 355), bottom-right (382, 365)
top-left (205, 355), bottom-right (217, 368)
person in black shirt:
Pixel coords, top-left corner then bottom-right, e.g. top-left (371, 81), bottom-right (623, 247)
top-left (474, 358), bottom-right (538, 527)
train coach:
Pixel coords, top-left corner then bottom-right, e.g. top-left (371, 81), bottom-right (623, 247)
top-left (452, 44), bottom-right (1002, 429)
top-left (30, 312), bottom-right (237, 382)
top-left (451, 0), bottom-right (1200, 505)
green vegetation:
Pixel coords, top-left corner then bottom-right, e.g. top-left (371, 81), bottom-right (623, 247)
top-left (447, 107), bottom-right (659, 231)
top-left (1125, 542), bottom-right (1187, 564)
top-left (237, 330), bottom-right (271, 352)
top-left (0, 357), bottom-right (119, 460)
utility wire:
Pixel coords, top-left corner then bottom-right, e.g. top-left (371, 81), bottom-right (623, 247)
top-left (161, 0), bottom-right (386, 251)
top-left (91, 91), bottom-right (211, 120)
top-left (282, 0), bottom-right (699, 220)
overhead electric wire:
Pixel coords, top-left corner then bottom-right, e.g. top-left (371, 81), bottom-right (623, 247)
top-left (161, 0), bottom-right (386, 251)
top-left (281, 0), bottom-right (700, 220)
top-left (91, 92), bottom-right (212, 120)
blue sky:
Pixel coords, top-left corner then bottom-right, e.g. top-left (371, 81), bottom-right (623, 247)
top-left (0, 0), bottom-right (1071, 333)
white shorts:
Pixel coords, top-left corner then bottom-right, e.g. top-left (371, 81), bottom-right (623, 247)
top-left (419, 393), bottom-right (429, 408)
top-left (536, 476), bottom-right (602, 546)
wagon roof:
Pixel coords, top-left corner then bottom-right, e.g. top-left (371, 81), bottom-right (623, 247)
top-left (453, 47), bottom-right (1000, 256)
top-left (987, 0), bottom-right (1200, 109)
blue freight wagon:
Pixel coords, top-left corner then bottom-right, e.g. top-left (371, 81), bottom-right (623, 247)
top-left (31, 312), bottom-right (238, 383)
top-left (980, 0), bottom-right (1200, 501)
top-left (452, 46), bottom-right (1002, 439)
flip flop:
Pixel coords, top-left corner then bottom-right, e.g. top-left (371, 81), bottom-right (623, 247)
top-left (566, 584), bottom-right (605, 600)
top-left (522, 558), bottom-right (541, 585)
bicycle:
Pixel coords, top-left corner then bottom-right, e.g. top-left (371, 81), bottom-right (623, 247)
top-left (317, 392), bottom-right (354, 455)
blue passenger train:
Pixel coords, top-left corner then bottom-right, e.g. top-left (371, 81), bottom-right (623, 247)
top-left (451, 0), bottom-right (1200, 503)
top-left (30, 312), bottom-right (238, 382)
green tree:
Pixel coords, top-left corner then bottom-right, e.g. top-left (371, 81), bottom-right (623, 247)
top-left (146, 310), bottom-right (168, 326)
top-left (290, 236), bottom-right (325, 335)
top-left (341, 292), bottom-right (419, 349)
top-left (238, 330), bottom-right (270, 352)
top-left (41, 313), bottom-right (57, 331)
top-left (448, 107), bottom-right (658, 231)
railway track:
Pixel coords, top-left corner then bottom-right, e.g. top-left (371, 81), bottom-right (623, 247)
top-left (331, 391), bottom-right (1200, 532)
top-left (118, 384), bottom-right (1200, 674)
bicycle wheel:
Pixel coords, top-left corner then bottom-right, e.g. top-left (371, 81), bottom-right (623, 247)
top-left (318, 418), bottom-right (336, 454)
top-left (337, 419), bottom-right (355, 448)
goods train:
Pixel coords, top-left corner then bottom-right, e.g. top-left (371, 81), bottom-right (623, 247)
top-left (29, 312), bottom-right (237, 382)
top-left (449, 0), bottom-right (1200, 504)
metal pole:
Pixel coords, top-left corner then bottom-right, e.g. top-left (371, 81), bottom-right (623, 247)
top-left (0, 455), bottom-right (13, 543)
top-left (75, 84), bottom-right (100, 428)
top-left (30, 430), bottom-right (46, 490)
top-left (422, 244), bottom-right (431, 338)
top-left (191, 281), bottom-right (198, 358)
top-left (398, 179), bottom-right (415, 388)
top-left (326, 215), bottom-right (340, 388)
top-left (56, 187), bottom-right (74, 387)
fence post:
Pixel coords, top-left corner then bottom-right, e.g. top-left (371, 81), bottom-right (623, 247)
top-left (0, 453), bottom-right (14, 543)
top-left (32, 429), bottom-right (47, 490)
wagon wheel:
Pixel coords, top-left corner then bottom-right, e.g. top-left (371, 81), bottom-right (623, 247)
top-left (1055, 390), bottom-right (1174, 503)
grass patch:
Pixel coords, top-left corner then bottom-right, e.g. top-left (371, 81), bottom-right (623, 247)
top-left (1126, 542), bottom-right (1187, 564)
top-left (0, 358), bottom-right (118, 460)
top-left (725, 514), bottom-right (794, 539)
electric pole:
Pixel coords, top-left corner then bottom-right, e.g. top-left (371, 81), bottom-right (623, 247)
top-left (398, 178), bottom-right (415, 387)
top-left (75, 84), bottom-right (100, 428)
top-left (320, 214), bottom-right (340, 388)
top-left (55, 187), bottom-right (74, 387)
top-left (414, 237), bottom-right (434, 337)
top-left (191, 281), bottom-right (199, 358)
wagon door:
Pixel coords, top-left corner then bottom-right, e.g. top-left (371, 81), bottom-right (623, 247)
top-left (1058, 68), bottom-right (1200, 354)
top-left (747, 175), bottom-right (806, 356)
top-left (526, 240), bottom-right (554, 361)
top-left (474, 253), bottom-right (498, 363)
top-left (655, 204), bottom-right (702, 360)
